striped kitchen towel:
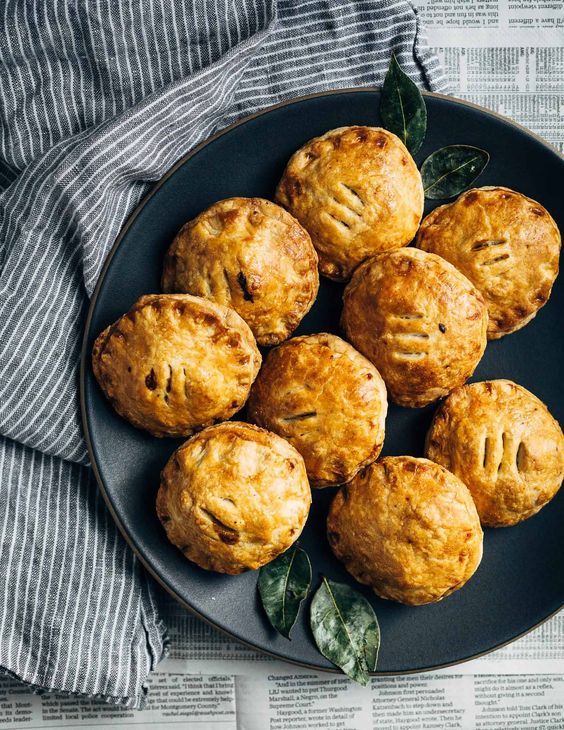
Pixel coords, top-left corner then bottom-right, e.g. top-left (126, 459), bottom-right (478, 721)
top-left (0, 0), bottom-right (448, 708)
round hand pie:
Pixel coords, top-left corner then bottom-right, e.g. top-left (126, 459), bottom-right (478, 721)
top-left (327, 456), bottom-right (483, 606)
top-left (156, 422), bottom-right (311, 574)
top-left (162, 197), bottom-right (319, 346)
top-left (92, 294), bottom-right (261, 437)
top-left (426, 380), bottom-right (564, 527)
top-left (416, 186), bottom-right (561, 339)
top-left (341, 248), bottom-right (488, 408)
top-left (275, 126), bottom-right (424, 281)
top-left (247, 333), bottom-right (387, 487)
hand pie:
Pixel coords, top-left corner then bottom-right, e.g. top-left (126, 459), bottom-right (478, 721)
top-left (416, 186), bottom-right (561, 339)
top-left (92, 294), bottom-right (261, 438)
top-left (426, 380), bottom-right (564, 527)
top-left (327, 457), bottom-right (483, 606)
top-left (156, 422), bottom-right (311, 574)
top-left (162, 197), bottom-right (319, 346)
top-left (247, 333), bottom-right (387, 487)
top-left (341, 248), bottom-right (488, 408)
top-left (275, 126), bottom-right (424, 281)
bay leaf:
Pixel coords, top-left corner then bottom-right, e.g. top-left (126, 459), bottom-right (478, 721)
top-left (310, 577), bottom-right (380, 685)
top-left (421, 145), bottom-right (490, 199)
top-left (258, 544), bottom-right (312, 639)
top-left (380, 52), bottom-right (427, 154)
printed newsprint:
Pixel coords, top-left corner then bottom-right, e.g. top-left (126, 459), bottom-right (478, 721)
top-left (0, 2), bottom-right (562, 728)
top-left (0, 601), bottom-right (562, 729)
top-left (419, 0), bottom-right (564, 152)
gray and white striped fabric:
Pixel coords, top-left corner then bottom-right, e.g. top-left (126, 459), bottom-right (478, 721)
top-left (0, 0), bottom-right (448, 707)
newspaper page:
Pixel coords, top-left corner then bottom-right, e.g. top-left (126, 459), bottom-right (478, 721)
top-left (0, 1), bottom-right (562, 728)
top-left (417, 0), bottom-right (564, 152)
top-left (0, 600), bottom-right (561, 729)
top-left (1, 663), bottom-right (562, 730)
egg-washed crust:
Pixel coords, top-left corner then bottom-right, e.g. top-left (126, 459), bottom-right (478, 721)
top-left (327, 456), bottom-right (483, 606)
top-left (416, 186), bottom-right (561, 339)
top-left (426, 380), bottom-right (564, 527)
top-left (92, 294), bottom-right (261, 438)
top-left (341, 248), bottom-right (488, 408)
top-left (156, 422), bottom-right (311, 574)
top-left (162, 197), bottom-right (319, 346)
top-left (275, 126), bottom-right (424, 282)
top-left (247, 333), bottom-right (387, 488)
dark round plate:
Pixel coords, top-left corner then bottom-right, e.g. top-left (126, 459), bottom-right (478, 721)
top-left (81, 89), bottom-right (564, 674)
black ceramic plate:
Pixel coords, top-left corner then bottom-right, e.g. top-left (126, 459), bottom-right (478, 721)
top-left (81, 90), bottom-right (564, 674)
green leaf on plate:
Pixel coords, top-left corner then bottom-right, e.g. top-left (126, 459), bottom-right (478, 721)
top-left (380, 52), bottom-right (427, 154)
top-left (310, 577), bottom-right (380, 685)
top-left (258, 544), bottom-right (312, 639)
top-left (421, 145), bottom-right (490, 199)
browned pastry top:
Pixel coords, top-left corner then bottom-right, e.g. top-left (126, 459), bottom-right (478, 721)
top-left (92, 294), bottom-right (261, 437)
top-left (327, 456), bottom-right (483, 606)
top-left (426, 379), bottom-right (564, 526)
top-left (247, 333), bottom-right (387, 487)
top-left (341, 247), bottom-right (488, 408)
top-left (162, 197), bottom-right (319, 346)
top-left (275, 126), bottom-right (424, 281)
top-left (416, 186), bottom-right (561, 339)
top-left (156, 422), bottom-right (311, 574)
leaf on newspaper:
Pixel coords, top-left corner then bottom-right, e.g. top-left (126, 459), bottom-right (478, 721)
top-left (310, 577), bottom-right (380, 685)
top-left (380, 52), bottom-right (427, 154)
top-left (258, 544), bottom-right (312, 639)
top-left (421, 145), bottom-right (490, 199)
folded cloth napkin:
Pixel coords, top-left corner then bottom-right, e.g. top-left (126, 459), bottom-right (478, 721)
top-left (0, 0), bottom-right (448, 707)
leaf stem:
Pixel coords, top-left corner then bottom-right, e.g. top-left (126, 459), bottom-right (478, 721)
top-left (424, 155), bottom-right (482, 194)
top-left (322, 576), bottom-right (363, 667)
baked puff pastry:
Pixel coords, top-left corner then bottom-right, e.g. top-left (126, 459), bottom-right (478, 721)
top-left (416, 187), bottom-right (561, 339)
top-left (327, 457), bottom-right (483, 606)
top-left (426, 380), bottom-right (564, 527)
top-left (162, 197), bottom-right (319, 346)
top-left (156, 422), bottom-right (311, 574)
top-left (247, 333), bottom-right (387, 487)
top-left (92, 294), bottom-right (261, 438)
top-left (275, 126), bottom-right (424, 282)
top-left (341, 248), bottom-right (488, 408)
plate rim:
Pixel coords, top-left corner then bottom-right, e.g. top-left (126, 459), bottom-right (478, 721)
top-left (80, 87), bottom-right (564, 676)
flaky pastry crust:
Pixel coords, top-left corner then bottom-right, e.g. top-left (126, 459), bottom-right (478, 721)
top-left (327, 456), bottom-right (483, 606)
top-left (416, 187), bottom-right (561, 339)
top-left (92, 294), bottom-right (261, 438)
top-left (275, 126), bottom-right (424, 281)
top-left (162, 197), bottom-right (319, 346)
top-left (341, 248), bottom-right (488, 408)
top-left (247, 333), bottom-right (387, 487)
top-left (156, 422), bottom-right (311, 574)
top-left (426, 380), bottom-right (564, 527)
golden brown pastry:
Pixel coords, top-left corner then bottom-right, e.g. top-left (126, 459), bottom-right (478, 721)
top-left (92, 294), bottom-right (261, 438)
top-left (162, 197), bottom-right (319, 346)
top-left (156, 422), bottom-right (311, 574)
top-left (426, 380), bottom-right (564, 527)
top-left (275, 126), bottom-right (424, 282)
top-left (341, 248), bottom-right (488, 408)
top-left (327, 456), bottom-right (483, 606)
top-left (416, 186), bottom-right (561, 339)
top-left (247, 333), bottom-right (387, 487)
